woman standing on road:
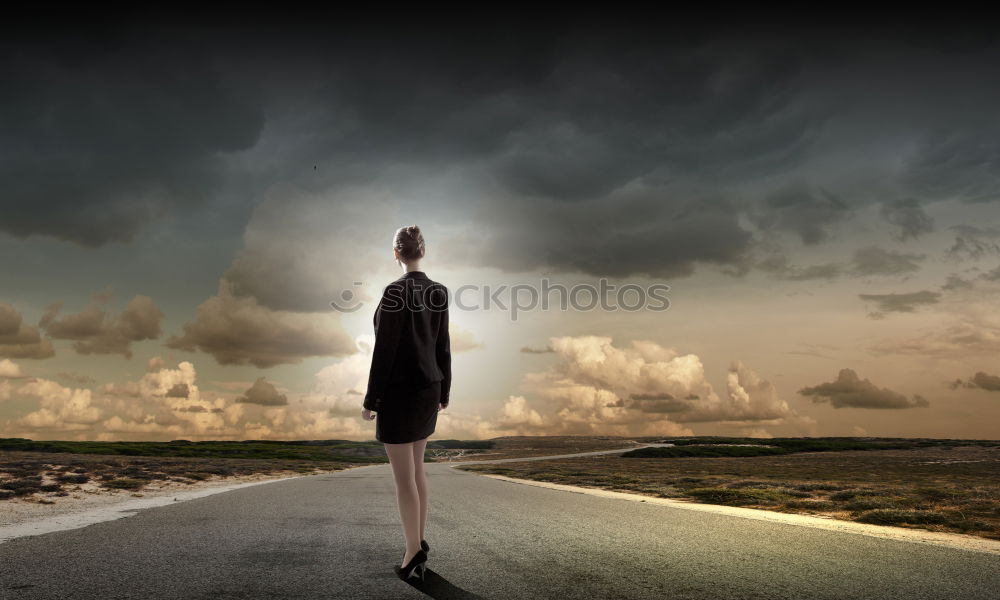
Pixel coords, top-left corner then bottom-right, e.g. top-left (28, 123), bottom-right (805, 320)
top-left (361, 225), bottom-right (452, 582)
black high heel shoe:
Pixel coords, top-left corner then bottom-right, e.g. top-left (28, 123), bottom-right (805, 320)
top-left (421, 539), bottom-right (430, 553)
top-left (394, 549), bottom-right (428, 582)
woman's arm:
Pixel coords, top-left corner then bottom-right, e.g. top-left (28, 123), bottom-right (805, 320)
top-left (435, 286), bottom-right (451, 408)
top-left (363, 284), bottom-right (406, 411)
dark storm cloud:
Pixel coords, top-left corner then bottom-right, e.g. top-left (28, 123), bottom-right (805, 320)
top-left (0, 302), bottom-right (55, 359)
top-left (0, 25), bottom-right (264, 247)
top-left (259, 16), bottom-right (834, 198)
top-left (520, 345), bottom-right (555, 354)
top-left (933, 264), bottom-right (998, 292)
top-left (465, 190), bottom-right (755, 279)
top-left (234, 19), bottom-right (841, 282)
top-left (175, 405), bottom-right (224, 414)
top-left (940, 274), bottom-right (974, 291)
top-left (798, 368), bottom-right (930, 409)
top-left (5, 13), bottom-right (1000, 283)
top-left (754, 245), bottom-right (925, 282)
top-left (755, 253), bottom-right (845, 281)
top-left (2, 14), bottom-right (838, 281)
top-left (969, 372), bottom-right (1000, 392)
top-left (780, 263), bottom-right (845, 281)
top-left (746, 181), bottom-right (854, 245)
top-left (879, 198), bottom-right (935, 241)
top-left (944, 225), bottom-right (1000, 261)
top-left (260, 19), bottom-right (998, 280)
top-left (979, 264), bottom-right (1000, 281)
top-left (858, 290), bottom-right (941, 319)
top-left (898, 125), bottom-right (1000, 204)
top-left (949, 372), bottom-right (1000, 392)
top-left (165, 383), bottom-right (190, 399)
top-left (39, 294), bottom-right (164, 359)
top-left (236, 377), bottom-right (288, 406)
top-left (624, 393), bottom-right (694, 413)
top-left (166, 280), bottom-right (356, 367)
top-left (483, 44), bottom-right (827, 201)
top-left (850, 246), bottom-right (926, 277)
top-left (0, 304), bottom-right (18, 334)
top-left (884, 20), bottom-right (1000, 54)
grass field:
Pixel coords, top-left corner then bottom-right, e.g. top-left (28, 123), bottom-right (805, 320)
top-left (456, 436), bottom-right (1000, 541)
top-left (0, 437), bottom-right (492, 501)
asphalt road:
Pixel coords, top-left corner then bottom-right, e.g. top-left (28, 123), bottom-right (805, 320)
top-left (2, 445), bottom-right (998, 599)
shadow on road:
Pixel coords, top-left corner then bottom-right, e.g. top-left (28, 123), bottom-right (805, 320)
top-left (399, 568), bottom-right (484, 599)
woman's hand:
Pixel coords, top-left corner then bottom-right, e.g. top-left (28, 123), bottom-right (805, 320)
top-left (361, 408), bottom-right (376, 421)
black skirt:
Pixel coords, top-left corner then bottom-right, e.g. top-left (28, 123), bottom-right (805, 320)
top-left (375, 379), bottom-right (441, 444)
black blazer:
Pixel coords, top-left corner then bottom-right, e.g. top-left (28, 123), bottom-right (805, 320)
top-left (363, 270), bottom-right (451, 411)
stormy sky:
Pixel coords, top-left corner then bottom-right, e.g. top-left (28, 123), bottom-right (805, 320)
top-left (2, 12), bottom-right (999, 441)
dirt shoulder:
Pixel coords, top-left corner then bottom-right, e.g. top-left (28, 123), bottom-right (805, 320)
top-left (0, 451), bottom-right (366, 534)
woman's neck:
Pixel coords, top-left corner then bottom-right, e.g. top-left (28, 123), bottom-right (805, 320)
top-left (402, 263), bottom-right (422, 273)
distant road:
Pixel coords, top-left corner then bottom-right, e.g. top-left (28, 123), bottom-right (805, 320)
top-left (2, 444), bottom-right (998, 599)
top-left (442, 442), bottom-right (678, 463)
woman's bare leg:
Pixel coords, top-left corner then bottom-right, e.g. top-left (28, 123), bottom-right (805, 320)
top-left (384, 441), bottom-right (422, 567)
top-left (411, 437), bottom-right (429, 542)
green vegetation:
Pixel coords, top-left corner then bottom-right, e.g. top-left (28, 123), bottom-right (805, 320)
top-left (427, 439), bottom-right (495, 450)
top-left (0, 437), bottom-right (494, 461)
top-left (843, 495), bottom-right (917, 511)
top-left (622, 436), bottom-right (999, 458)
top-left (684, 486), bottom-right (795, 505)
top-left (624, 445), bottom-right (787, 458)
top-left (0, 438), bottom-right (498, 503)
top-left (849, 505), bottom-right (994, 533)
top-left (1, 477), bottom-right (43, 497)
top-left (783, 499), bottom-right (838, 510)
top-left (101, 478), bottom-right (147, 490)
top-left (854, 509), bottom-right (951, 526)
top-left (458, 440), bottom-right (1000, 540)
top-left (0, 437), bottom-right (390, 462)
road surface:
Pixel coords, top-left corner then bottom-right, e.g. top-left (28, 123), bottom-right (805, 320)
top-left (2, 445), bottom-right (998, 599)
